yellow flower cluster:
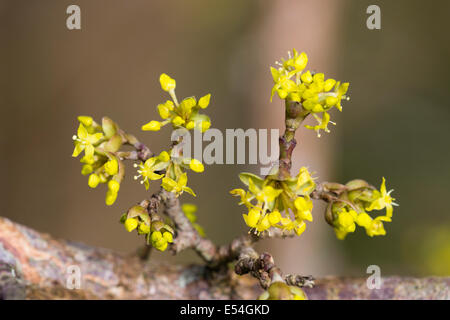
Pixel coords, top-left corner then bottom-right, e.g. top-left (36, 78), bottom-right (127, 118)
top-left (270, 50), bottom-right (350, 137)
top-left (331, 178), bottom-right (397, 239)
top-left (72, 116), bottom-right (123, 205)
top-left (142, 74), bottom-right (212, 133)
top-left (120, 205), bottom-right (174, 251)
top-left (133, 149), bottom-right (204, 197)
top-left (230, 167), bottom-right (316, 236)
top-left (181, 203), bottom-right (206, 237)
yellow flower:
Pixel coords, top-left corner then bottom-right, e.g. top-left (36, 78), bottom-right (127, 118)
top-left (248, 179), bottom-right (283, 204)
top-left (295, 167), bottom-right (315, 195)
top-left (158, 151), bottom-right (171, 162)
top-left (150, 230), bottom-right (173, 251)
top-left (161, 173), bottom-right (196, 197)
top-left (300, 71), bottom-right (313, 84)
top-left (294, 196), bottom-right (313, 222)
top-left (366, 218), bottom-right (387, 237)
top-left (230, 188), bottom-right (254, 208)
top-left (243, 208), bottom-right (261, 228)
top-left (305, 112), bottom-right (335, 138)
top-left (72, 123), bottom-right (103, 160)
top-left (133, 157), bottom-right (166, 190)
top-left (333, 209), bottom-right (357, 239)
top-left (268, 210), bottom-right (281, 225)
top-left (159, 73), bottom-right (176, 92)
top-left (366, 177), bottom-right (396, 219)
top-left (157, 101), bottom-right (173, 119)
top-left (270, 50), bottom-right (350, 137)
top-left (256, 215), bottom-right (271, 233)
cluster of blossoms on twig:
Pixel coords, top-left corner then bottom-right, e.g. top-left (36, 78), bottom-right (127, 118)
top-left (71, 74), bottom-right (210, 251)
top-left (230, 167), bottom-right (315, 236)
top-left (72, 116), bottom-right (127, 206)
top-left (326, 178), bottom-right (397, 239)
top-left (231, 50), bottom-right (397, 243)
top-left (71, 49), bottom-right (398, 300)
top-left (271, 49), bottom-right (349, 137)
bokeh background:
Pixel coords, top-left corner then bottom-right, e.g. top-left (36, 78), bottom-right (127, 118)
top-left (2, 0), bottom-right (449, 277)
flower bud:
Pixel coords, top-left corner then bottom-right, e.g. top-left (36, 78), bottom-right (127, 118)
top-left (138, 223), bottom-right (151, 234)
top-left (159, 73), bottom-right (176, 92)
top-left (81, 164), bottom-right (93, 176)
top-left (294, 52), bottom-right (308, 70)
top-left (124, 218), bottom-right (138, 232)
top-left (198, 94), bottom-right (211, 109)
top-left (163, 231), bottom-right (173, 243)
top-left (189, 159), bottom-right (204, 173)
top-left (180, 97), bottom-right (196, 115)
top-left (157, 103), bottom-right (171, 119)
top-left (186, 121), bottom-right (195, 130)
top-left (172, 116), bottom-right (185, 126)
top-left (102, 117), bottom-right (117, 138)
top-left (151, 231), bottom-right (162, 242)
top-left (127, 205), bottom-right (148, 219)
top-left (105, 190), bottom-right (118, 206)
top-left (108, 180), bottom-right (120, 193)
top-left (142, 120), bottom-right (161, 131)
top-left (200, 120), bottom-right (211, 133)
top-left (345, 179), bottom-right (370, 191)
top-left (77, 116), bottom-right (93, 127)
top-left (267, 282), bottom-right (292, 300)
top-left (88, 173), bottom-right (100, 188)
top-left (104, 159), bottom-right (119, 176)
top-left (158, 151), bottom-right (170, 162)
top-left (300, 71), bottom-right (313, 84)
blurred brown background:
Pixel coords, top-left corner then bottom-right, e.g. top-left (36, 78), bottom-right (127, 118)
top-left (1, 0), bottom-right (449, 277)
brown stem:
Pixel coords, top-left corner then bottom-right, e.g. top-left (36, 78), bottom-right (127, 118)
top-left (277, 100), bottom-right (309, 179)
top-left (234, 248), bottom-right (313, 290)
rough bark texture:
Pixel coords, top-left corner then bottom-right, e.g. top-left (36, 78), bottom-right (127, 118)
top-left (0, 217), bottom-right (448, 300)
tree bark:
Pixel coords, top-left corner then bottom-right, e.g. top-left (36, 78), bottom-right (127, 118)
top-left (0, 217), bottom-right (448, 300)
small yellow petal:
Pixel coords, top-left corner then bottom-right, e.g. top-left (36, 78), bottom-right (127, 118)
top-left (88, 173), bottom-right (100, 188)
top-left (189, 159), bottom-right (204, 173)
top-left (198, 94), bottom-right (211, 109)
top-left (124, 218), bottom-right (138, 232)
top-left (142, 120), bottom-right (161, 131)
top-left (159, 73), bottom-right (176, 92)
